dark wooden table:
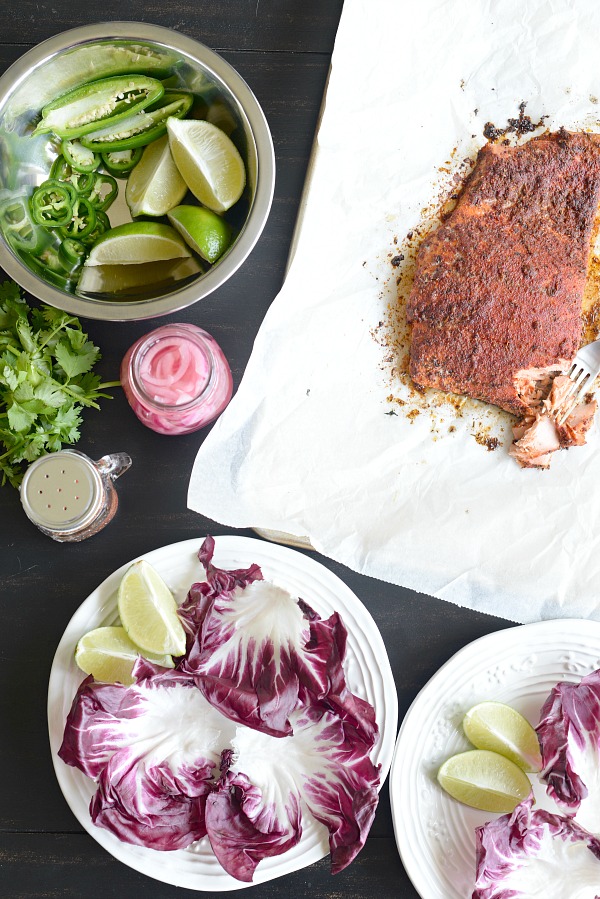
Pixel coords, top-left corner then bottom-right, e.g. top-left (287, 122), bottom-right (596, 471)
top-left (0, 3), bottom-right (514, 897)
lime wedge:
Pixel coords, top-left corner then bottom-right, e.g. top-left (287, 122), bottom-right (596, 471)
top-left (77, 257), bottom-right (202, 295)
top-left (463, 701), bottom-right (542, 772)
top-left (437, 749), bottom-right (532, 813)
top-left (85, 222), bottom-right (191, 266)
top-left (118, 560), bottom-right (186, 656)
top-left (125, 135), bottom-right (188, 217)
top-left (167, 117), bottom-right (246, 213)
top-left (167, 205), bottom-right (232, 264)
top-left (75, 626), bottom-right (174, 685)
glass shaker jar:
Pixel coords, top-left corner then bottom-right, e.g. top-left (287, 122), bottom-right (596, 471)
top-left (120, 323), bottom-right (233, 435)
top-left (20, 449), bottom-right (131, 542)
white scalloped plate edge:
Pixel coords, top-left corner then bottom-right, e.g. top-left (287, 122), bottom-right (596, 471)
top-left (389, 618), bottom-right (600, 899)
top-left (48, 535), bottom-right (398, 891)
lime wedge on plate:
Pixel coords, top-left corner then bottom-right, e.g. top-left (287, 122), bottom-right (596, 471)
top-left (167, 117), bottom-right (246, 213)
top-left (125, 135), bottom-right (188, 217)
top-left (437, 749), bottom-right (532, 813)
top-left (77, 257), bottom-right (202, 295)
top-left (167, 205), bottom-right (232, 263)
top-left (463, 701), bottom-right (542, 772)
top-left (85, 222), bottom-right (191, 266)
top-left (75, 626), bottom-right (174, 685)
top-left (118, 560), bottom-right (186, 656)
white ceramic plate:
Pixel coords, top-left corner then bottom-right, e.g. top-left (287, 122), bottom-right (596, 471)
top-left (48, 536), bottom-right (397, 891)
top-left (390, 618), bottom-right (600, 899)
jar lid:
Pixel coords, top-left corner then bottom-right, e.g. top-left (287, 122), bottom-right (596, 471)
top-left (20, 451), bottom-right (103, 533)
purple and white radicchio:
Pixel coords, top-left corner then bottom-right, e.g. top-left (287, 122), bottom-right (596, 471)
top-left (178, 536), bottom-right (378, 743)
top-left (536, 668), bottom-right (600, 833)
top-left (59, 660), bottom-right (226, 850)
top-left (59, 537), bottom-right (381, 880)
top-left (206, 704), bottom-right (380, 882)
top-left (473, 796), bottom-right (600, 899)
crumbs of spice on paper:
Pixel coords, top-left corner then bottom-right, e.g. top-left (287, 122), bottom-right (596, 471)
top-left (483, 101), bottom-right (548, 143)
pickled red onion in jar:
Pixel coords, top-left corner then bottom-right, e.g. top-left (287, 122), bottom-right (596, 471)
top-left (139, 336), bottom-right (210, 405)
top-left (120, 324), bottom-right (232, 435)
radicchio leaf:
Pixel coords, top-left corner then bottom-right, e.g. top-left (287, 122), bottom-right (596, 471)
top-left (59, 660), bottom-right (230, 850)
top-left (204, 705), bottom-right (380, 882)
top-left (537, 668), bottom-right (600, 831)
top-left (473, 796), bottom-right (600, 899)
top-left (179, 536), bottom-right (378, 742)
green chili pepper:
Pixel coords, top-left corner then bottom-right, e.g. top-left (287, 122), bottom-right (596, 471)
top-left (86, 173), bottom-right (118, 211)
top-left (60, 196), bottom-right (97, 240)
top-left (58, 238), bottom-right (87, 272)
top-left (31, 180), bottom-right (75, 228)
top-left (61, 139), bottom-right (100, 173)
top-left (21, 250), bottom-right (75, 291)
top-left (80, 92), bottom-right (193, 152)
top-left (0, 194), bottom-right (45, 253)
top-left (34, 74), bottom-right (165, 139)
top-left (78, 210), bottom-right (110, 248)
top-left (49, 157), bottom-right (97, 194)
top-left (100, 147), bottom-right (143, 176)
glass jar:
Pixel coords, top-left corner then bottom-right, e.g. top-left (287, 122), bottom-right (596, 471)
top-left (120, 323), bottom-right (233, 436)
top-left (20, 449), bottom-right (131, 542)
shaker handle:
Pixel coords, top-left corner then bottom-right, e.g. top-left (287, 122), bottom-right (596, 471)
top-left (95, 453), bottom-right (132, 481)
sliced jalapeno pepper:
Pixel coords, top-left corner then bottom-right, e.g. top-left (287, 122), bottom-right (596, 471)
top-left (80, 92), bottom-right (193, 152)
top-left (49, 157), bottom-right (96, 194)
top-left (61, 139), bottom-right (100, 173)
top-left (60, 196), bottom-right (96, 240)
top-left (0, 194), bottom-right (45, 253)
top-left (34, 75), bottom-right (165, 139)
top-left (21, 250), bottom-right (75, 291)
top-left (58, 238), bottom-right (87, 272)
top-left (100, 147), bottom-right (143, 176)
top-left (87, 173), bottom-right (118, 211)
top-left (78, 210), bottom-right (110, 248)
top-left (31, 180), bottom-right (75, 228)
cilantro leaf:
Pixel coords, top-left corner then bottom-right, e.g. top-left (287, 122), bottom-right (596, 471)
top-left (55, 335), bottom-right (100, 379)
top-left (0, 280), bottom-right (116, 487)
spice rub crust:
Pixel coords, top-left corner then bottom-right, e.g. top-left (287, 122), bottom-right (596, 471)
top-left (407, 131), bottom-right (600, 416)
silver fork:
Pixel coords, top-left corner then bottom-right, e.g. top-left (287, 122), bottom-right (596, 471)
top-left (555, 336), bottom-right (600, 425)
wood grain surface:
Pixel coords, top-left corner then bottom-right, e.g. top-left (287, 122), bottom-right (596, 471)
top-left (0, 4), bottom-right (513, 897)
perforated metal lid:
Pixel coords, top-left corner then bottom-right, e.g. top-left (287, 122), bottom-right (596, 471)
top-left (20, 451), bottom-right (103, 533)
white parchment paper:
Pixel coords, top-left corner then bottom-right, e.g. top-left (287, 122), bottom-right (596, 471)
top-left (188, 0), bottom-right (600, 624)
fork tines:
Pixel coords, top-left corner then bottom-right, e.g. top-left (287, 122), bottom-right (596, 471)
top-left (555, 364), bottom-right (592, 426)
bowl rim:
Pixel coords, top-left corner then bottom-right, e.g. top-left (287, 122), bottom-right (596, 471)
top-left (0, 22), bottom-right (275, 321)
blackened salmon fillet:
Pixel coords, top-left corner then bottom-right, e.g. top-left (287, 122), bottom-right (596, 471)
top-left (407, 130), bottom-right (600, 417)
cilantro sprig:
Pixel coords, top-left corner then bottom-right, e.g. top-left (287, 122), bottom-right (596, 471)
top-left (0, 280), bottom-right (119, 487)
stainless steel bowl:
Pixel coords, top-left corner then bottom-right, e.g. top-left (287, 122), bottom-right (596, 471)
top-left (0, 23), bottom-right (275, 320)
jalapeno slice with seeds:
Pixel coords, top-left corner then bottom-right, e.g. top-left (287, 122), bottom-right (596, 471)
top-left (87, 173), bottom-right (118, 212)
top-left (34, 75), bottom-right (165, 139)
top-left (58, 238), bottom-right (87, 273)
top-left (31, 180), bottom-right (75, 228)
top-left (60, 196), bottom-right (96, 240)
top-left (80, 93), bottom-right (193, 152)
top-left (78, 210), bottom-right (111, 248)
top-left (61, 139), bottom-right (100, 173)
top-left (50, 157), bottom-right (96, 195)
top-left (100, 147), bottom-right (143, 176)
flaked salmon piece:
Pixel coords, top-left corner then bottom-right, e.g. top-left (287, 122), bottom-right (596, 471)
top-left (509, 413), bottom-right (561, 469)
top-left (510, 371), bottom-right (597, 468)
top-left (558, 400), bottom-right (598, 446)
